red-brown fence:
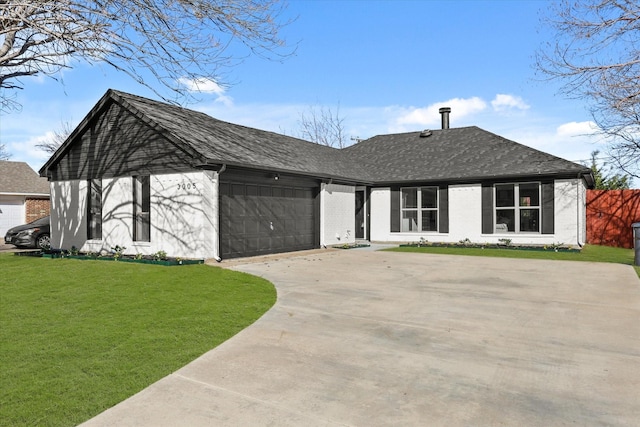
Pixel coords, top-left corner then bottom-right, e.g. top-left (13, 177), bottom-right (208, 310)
top-left (586, 190), bottom-right (640, 249)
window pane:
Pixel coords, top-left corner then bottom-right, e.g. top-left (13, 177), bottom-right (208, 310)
top-left (421, 210), bottom-right (438, 231)
top-left (88, 179), bottom-right (102, 239)
top-left (141, 176), bottom-right (151, 211)
top-left (520, 209), bottom-right (539, 232)
top-left (134, 176), bottom-right (151, 242)
top-left (495, 184), bottom-right (514, 207)
top-left (136, 212), bottom-right (151, 241)
top-left (519, 183), bottom-right (539, 207)
top-left (421, 188), bottom-right (437, 209)
top-left (496, 209), bottom-right (515, 232)
top-left (401, 211), bottom-right (418, 232)
top-left (402, 188), bottom-right (418, 208)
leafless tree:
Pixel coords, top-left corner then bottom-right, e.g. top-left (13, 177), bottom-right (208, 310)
top-left (36, 120), bottom-right (73, 154)
top-left (0, 0), bottom-right (292, 111)
top-left (536, 0), bottom-right (640, 178)
top-left (297, 104), bottom-right (348, 149)
top-left (0, 142), bottom-right (10, 160)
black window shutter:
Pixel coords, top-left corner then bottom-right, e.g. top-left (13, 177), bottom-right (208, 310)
top-left (439, 185), bottom-right (449, 233)
top-left (541, 181), bottom-right (555, 234)
top-left (482, 183), bottom-right (494, 234)
top-left (390, 186), bottom-right (400, 232)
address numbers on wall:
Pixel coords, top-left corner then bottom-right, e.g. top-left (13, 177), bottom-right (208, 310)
top-left (177, 182), bottom-right (197, 191)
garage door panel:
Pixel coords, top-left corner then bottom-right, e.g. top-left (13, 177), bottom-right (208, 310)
top-left (246, 185), bottom-right (258, 197)
top-left (244, 220), bottom-right (259, 234)
top-left (229, 220), bottom-right (246, 235)
top-left (225, 238), bottom-right (244, 256)
top-left (245, 237), bottom-right (259, 252)
top-left (272, 236), bottom-right (284, 249)
top-left (0, 197), bottom-right (25, 236)
top-left (220, 180), bottom-right (318, 259)
top-left (296, 218), bottom-right (313, 231)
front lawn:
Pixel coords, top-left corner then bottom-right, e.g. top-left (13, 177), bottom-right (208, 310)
top-left (0, 254), bottom-right (276, 427)
top-left (387, 244), bottom-right (639, 276)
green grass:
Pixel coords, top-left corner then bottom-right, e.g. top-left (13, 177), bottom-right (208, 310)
top-left (386, 244), bottom-right (640, 276)
top-left (0, 254), bottom-right (276, 427)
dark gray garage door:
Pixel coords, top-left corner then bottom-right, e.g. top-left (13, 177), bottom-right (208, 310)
top-left (219, 178), bottom-right (319, 259)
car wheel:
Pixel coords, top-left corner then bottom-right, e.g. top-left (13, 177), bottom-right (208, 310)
top-left (36, 234), bottom-right (50, 249)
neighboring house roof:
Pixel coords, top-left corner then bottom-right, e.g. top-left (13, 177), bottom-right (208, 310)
top-left (39, 89), bottom-right (594, 186)
top-left (0, 161), bottom-right (50, 195)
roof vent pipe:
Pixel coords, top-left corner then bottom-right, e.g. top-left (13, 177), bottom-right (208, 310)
top-left (439, 107), bottom-right (451, 130)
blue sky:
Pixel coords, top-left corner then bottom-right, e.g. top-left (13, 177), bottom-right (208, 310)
top-left (2, 0), bottom-right (607, 176)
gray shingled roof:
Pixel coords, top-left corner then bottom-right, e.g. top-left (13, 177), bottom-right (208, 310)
top-left (114, 91), bottom-right (371, 182)
top-left (41, 90), bottom-right (593, 186)
top-left (344, 127), bottom-right (591, 183)
top-left (0, 161), bottom-right (50, 195)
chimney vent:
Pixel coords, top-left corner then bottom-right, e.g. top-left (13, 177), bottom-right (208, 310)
top-left (439, 107), bottom-right (451, 129)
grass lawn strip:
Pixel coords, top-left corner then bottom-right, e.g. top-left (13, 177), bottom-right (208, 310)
top-left (0, 254), bottom-right (276, 427)
top-left (386, 244), bottom-right (640, 277)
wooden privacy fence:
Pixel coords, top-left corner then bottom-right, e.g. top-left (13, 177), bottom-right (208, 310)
top-left (586, 190), bottom-right (640, 249)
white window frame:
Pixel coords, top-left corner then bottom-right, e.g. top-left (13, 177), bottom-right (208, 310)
top-left (494, 182), bottom-right (541, 233)
top-left (401, 186), bottom-right (439, 232)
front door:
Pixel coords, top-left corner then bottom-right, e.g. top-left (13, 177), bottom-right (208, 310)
top-left (355, 190), bottom-right (365, 239)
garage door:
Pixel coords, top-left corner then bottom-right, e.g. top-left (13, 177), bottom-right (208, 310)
top-left (219, 178), bottom-right (319, 259)
top-left (0, 196), bottom-right (25, 236)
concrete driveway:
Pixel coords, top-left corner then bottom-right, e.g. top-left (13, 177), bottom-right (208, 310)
top-left (81, 250), bottom-right (640, 426)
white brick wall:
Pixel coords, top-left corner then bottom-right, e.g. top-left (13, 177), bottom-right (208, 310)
top-left (448, 184), bottom-right (482, 242)
top-left (320, 183), bottom-right (355, 246)
top-left (370, 187), bottom-right (390, 242)
top-left (369, 180), bottom-right (586, 246)
top-left (50, 180), bottom-right (87, 250)
top-left (554, 179), bottom-right (586, 246)
top-left (51, 171), bottom-right (219, 259)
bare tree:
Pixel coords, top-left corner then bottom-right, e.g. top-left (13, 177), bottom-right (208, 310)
top-left (0, 142), bottom-right (10, 160)
top-left (536, 0), bottom-right (640, 178)
top-left (36, 120), bottom-right (73, 154)
top-left (0, 0), bottom-right (292, 111)
top-left (297, 104), bottom-right (348, 149)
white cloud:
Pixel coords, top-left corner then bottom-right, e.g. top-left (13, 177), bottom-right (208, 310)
top-left (7, 132), bottom-right (55, 170)
top-left (556, 121), bottom-right (599, 137)
top-left (491, 94), bottom-right (530, 112)
top-left (395, 97), bottom-right (488, 129)
top-left (178, 77), bottom-right (233, 106)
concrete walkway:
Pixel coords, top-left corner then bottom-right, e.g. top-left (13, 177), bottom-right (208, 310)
top-left (80, 250), bottom-right (640, 426)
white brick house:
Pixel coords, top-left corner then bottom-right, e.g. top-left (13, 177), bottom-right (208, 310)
top-left (39, 90), bottom-right (594, 260)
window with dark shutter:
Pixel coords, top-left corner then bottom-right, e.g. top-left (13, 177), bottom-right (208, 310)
top-left (482, 183), bottom-right (494, 234)
top-left (541, 181), bottom-right (554, 234)
top-left (390, 186), bottom-right (401, 232)
top-left (390, 185), bottom-right (447, 233)
top-left (439, 185), bottom-right (449, 233)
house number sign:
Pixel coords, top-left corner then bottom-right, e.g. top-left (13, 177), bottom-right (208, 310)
top-left (177, 182), bottom-right (197, 191)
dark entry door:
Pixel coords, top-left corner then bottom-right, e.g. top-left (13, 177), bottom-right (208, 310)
top-left (219, 180), bottom-right (318, 259)
top-left (355, 190), bottom-right (365, 239)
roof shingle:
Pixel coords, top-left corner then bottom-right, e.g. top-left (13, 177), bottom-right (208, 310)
top-left (0, 161), bottom-right (50, 195)
top-left (344, 127), bottom-right (591, 183)
top-left (41, 90), bottom-right (592, 186)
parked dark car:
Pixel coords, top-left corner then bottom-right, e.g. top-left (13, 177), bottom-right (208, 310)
top-left (4, 216), bottom-right (51, 249)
